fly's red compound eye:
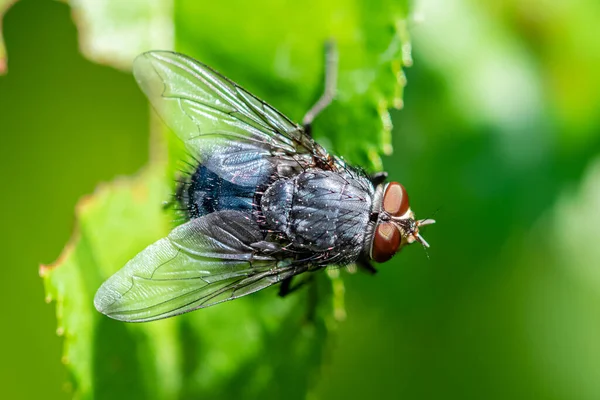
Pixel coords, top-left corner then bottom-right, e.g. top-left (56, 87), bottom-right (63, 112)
top-left (371, 222), bottom-right (401, 263)
top-left (382, 182), bottom-right (410, 217)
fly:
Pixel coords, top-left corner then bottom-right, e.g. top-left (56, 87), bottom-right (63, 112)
top-left (94, 43), bottom-right (435, 322)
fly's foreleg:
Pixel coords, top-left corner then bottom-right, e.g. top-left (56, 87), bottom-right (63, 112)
top-left (302, 40), bottom-right (338, 137)
top-left (357, 254), bottom-right (378, 275)
top-left (369, 171), bottom-right (388, 186)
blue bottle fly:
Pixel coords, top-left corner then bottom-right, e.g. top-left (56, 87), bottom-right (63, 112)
top-left (94, 44), bottom-right (435, 322)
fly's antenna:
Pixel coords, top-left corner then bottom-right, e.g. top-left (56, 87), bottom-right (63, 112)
top-left (417, 203), bottom-right (438, 232)
top-left (417, 219), bottom-right (436, 227)
top-left (415, 233), bottom-right (430, 248)
top-left (415, 216), bottom-right (435, 256)
top-left (416, 219), bottom-right (435, 250)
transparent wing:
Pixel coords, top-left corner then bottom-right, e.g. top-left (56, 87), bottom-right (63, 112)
top-left (133, 51), bottom-right (329, 186)
top-left (94, 211), bottom-right (301, 322)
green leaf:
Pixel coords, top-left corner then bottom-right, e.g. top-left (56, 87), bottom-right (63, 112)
top-left (40, 0), bottom-right (411, 399)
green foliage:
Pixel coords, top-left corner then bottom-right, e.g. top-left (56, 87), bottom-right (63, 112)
top-left (39, 1), bottom-right (411, 399)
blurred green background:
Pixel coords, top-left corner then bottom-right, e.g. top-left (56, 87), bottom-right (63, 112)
top-left (2, 0), bottom-right (600, 399)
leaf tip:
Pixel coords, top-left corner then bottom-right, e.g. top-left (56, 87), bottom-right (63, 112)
top-left (39, 226), bottom-right (81, 280)
top-left (39, 263), bottom-right (55, 277)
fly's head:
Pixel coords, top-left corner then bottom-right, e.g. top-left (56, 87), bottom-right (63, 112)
top-left (369, 182), bottom-right (435, 263)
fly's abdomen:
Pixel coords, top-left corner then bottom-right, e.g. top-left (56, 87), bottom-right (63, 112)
top-left (261, 170), bottom-right (374, 264)
top-left (179, 165), bottom-right (256, 219)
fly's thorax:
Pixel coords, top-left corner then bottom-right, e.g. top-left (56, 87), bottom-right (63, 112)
top-left (261, 170), bottom-right (374, 264)
top-left (261, 178), bottom-right (294, 232)
top-left (365, 182), bottom-right (434, 263)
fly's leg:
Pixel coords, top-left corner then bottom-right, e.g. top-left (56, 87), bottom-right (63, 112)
top-left (278, 274), bottom-right (315, 297)
top-left (357, 254), bottom-right (378, 275)
top-left (302, 40), bottom-right (339, 137)
top-left (369, 171), bottom-right (388, 186)
top-left (278, 277), bottom-right (293, 297)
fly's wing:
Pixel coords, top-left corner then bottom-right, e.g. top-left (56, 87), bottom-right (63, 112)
top-left (133, 51), bottom-right (331, 186)
top-left (94, 210), bottom-right (300, 322)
